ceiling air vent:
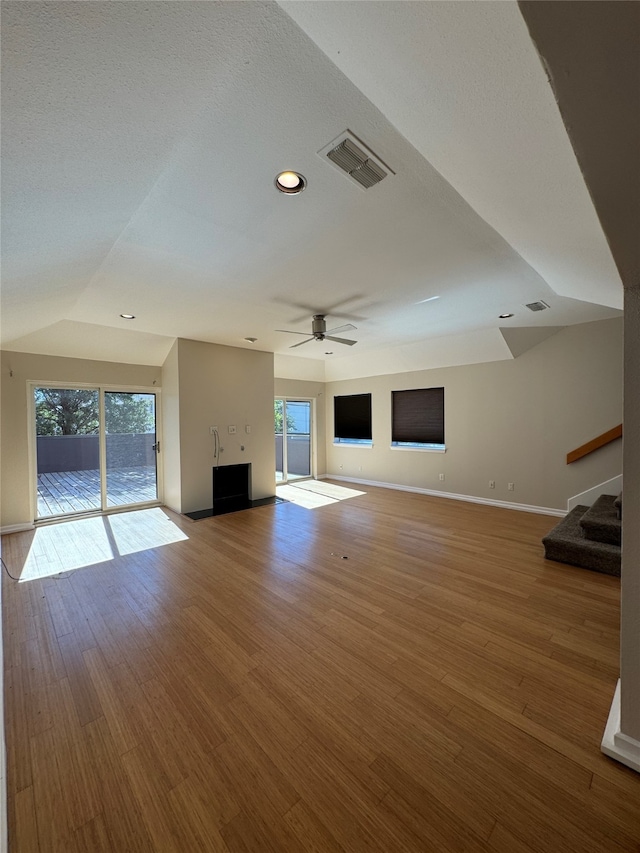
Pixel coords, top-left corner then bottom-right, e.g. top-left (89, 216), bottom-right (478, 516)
top-left (319, 131), bottom-right (393, 190)
top-left (525, 300), bottom-right (550, 312)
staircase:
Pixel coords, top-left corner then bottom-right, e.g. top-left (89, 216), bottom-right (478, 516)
top-left (543, 493), bottom-right (621, 576)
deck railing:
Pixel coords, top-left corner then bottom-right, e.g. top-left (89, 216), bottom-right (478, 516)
top-left (36, 433), bottom-right (155, 473)
top-left (275, 433), bottom-right (311, 476)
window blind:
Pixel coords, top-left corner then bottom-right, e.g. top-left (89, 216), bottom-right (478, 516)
top-left (392, 388), bottom-right (444, 444)
top-left (334, 394), bottom-right (372, 440)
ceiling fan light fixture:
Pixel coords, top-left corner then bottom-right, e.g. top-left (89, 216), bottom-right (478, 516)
top-left (275, 171), bottom-right (307, 194)
top-left (276, 314), bottom-right (357, 348)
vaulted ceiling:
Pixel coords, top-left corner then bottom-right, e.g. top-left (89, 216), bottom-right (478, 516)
top-left (1, 1), bottom-right (624, 381)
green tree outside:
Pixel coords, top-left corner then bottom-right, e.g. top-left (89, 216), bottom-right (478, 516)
top-left (35, 389), bottom-right (99, 435)
top-left (105, 393), bottom-right (155, 434)
top-left (35, 389), bottom-right (155, 435)
top-left (274, 400), bottom-right (296, 434)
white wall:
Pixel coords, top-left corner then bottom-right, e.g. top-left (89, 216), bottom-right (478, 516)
top-left (1, 319), bottom-right (623, 523)
top-left (166, 339), bottom-right (275, 514)
top-left (161, 341), bottom-right (181, 513)
top-left (274, 378), bottom-right (326, 478)
top-left (325, 319), bottom-right (623, 511)
top-left (0, 351), bottom-right (160, 529)
top-left (1, 343), bottom-right (277, 524)
top-left (621, 287), bottom-right (640, 742)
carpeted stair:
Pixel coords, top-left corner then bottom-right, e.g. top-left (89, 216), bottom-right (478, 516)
top-left (543, 493), bottom-right (621, 576)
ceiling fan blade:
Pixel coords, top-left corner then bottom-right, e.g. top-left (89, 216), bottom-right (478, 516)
top-left (275, 329), bottom-right (313, 336)
top-left (289, 337), bottom-right (315, 348)
top-left (325, 336), bottom-right (357, 346)
top-left (325, 323), bottom-right (357, 336)
top-left (272, 296), bottom-right (369, 325)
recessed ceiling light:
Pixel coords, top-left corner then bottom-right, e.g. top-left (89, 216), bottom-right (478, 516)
top-left (244, 337), bottom-right (258, 343)
top-left (120, 313), bottom-right (135, 319)
top-left (416, 295), bottom-right (440, 304)
top-left (325, 351), bottom-right (333, 355)
top-left (275, 171), bottom-right (307, 194)
top-left (499, 313), bottom-right (514, 319)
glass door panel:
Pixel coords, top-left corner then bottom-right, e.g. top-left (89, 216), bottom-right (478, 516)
top-left (105, 392), bottom-right (158, 507)
top-left (285, 401), bottom-right (311, 481)
top-left (275, 399), bottom-right (285, 483)
top-left (35, 387), bottom-right (101, 518)
top-left (275, 398), bottom-right (312, 484)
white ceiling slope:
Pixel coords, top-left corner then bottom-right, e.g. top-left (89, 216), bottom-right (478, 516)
top-left (1, 1), bottom-right (622, 379)
top-left (280, 0), bottom-right (623, 310)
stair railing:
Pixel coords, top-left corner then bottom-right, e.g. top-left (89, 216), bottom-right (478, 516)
top-left (566, 424), bottom-right (622, 464)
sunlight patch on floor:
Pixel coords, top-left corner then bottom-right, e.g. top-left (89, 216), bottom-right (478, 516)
top-left (107, 507), bottom-right (188, 556)
top-left (276, 481), bottom-right (366, 510)
top-left (19, 516), bottom-right (114, 582)
top-left (18, 508), bottom-right (188, 582)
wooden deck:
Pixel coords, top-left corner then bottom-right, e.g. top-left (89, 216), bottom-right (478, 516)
top-left (37, 467), bottom-right (157, 517)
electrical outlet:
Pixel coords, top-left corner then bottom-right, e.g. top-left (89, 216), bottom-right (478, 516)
top-left (358, 466), bottom-right (362, 472)
top-left (489, 480), bottom-right (495, 489)
top-left (245, 425), bottom-right (251, 434)
top-left (209, 426), bottom-right (217, 435)
top-left (339, 464), bottom-right (343, 470)
top-left (228, 425), bottom-right (237, 434)
top-left (439, 474), bottom-right (445, 482)
top-left (508, 482), bottom-right (514, 491)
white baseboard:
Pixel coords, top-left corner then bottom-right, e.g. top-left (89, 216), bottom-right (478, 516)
top-left (0, 522), bottom-right (34, 536)
top-left (568, 475), bottom-right (622, 511)
top-left (326, 474), bottom-right (566, 517)
top-left (601, 680), bottom-right (640, 773)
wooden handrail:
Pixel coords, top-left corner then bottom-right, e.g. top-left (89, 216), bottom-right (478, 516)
top-left (567, 424), bottom-right (622, 464)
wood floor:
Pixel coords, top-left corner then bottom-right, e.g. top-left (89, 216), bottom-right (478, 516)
top-left (3, 484), bottom-right (639, 852)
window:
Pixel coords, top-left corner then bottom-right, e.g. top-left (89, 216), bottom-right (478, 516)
top-left (334, 393), bottom-right (372, 445)
top-left (391, 387), bottom-right (444, 449)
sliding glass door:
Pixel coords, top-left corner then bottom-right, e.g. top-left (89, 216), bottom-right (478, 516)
top-left (105, 392), bottom-right (158, 508)
top-left (275, 398), bottom-right (312, 483)
top-left (34, 385), bottom-right (159, 519)
top-left (34, 388), bottom-right (102, 517)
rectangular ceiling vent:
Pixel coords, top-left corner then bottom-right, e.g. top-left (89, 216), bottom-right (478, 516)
top-left (525, 300), bottom-right (550, 312)
top-left (319, 131), bottom-right (393, 190)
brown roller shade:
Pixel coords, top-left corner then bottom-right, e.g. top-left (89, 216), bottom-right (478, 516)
top-left (392, 388), bottom-right (444, 445)
top-left (334, 394), bottom-right (372, 440)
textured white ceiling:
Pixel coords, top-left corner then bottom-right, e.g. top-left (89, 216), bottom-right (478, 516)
top-left (281, 0), bottom-right (623, 310)
top-left (1, 1), bottom-right (622, 378)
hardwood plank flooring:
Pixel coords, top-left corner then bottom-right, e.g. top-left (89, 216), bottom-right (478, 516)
top-left (3, 484), bottom-right (640, 852)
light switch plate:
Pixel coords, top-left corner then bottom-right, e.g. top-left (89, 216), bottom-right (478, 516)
top-left (228, 425), bottom-right (237, 434)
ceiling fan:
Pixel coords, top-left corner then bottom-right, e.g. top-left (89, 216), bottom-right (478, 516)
top-left (276, 314), bottom-right (357, 348)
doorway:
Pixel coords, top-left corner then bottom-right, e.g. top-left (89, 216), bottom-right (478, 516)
top-left (275, 398), bottom-right (312, 484)
top-left (33, 385), bottom-right (160, 519)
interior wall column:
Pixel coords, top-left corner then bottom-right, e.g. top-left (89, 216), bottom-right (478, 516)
top-left (602, 283), bottom-right (640, 772)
